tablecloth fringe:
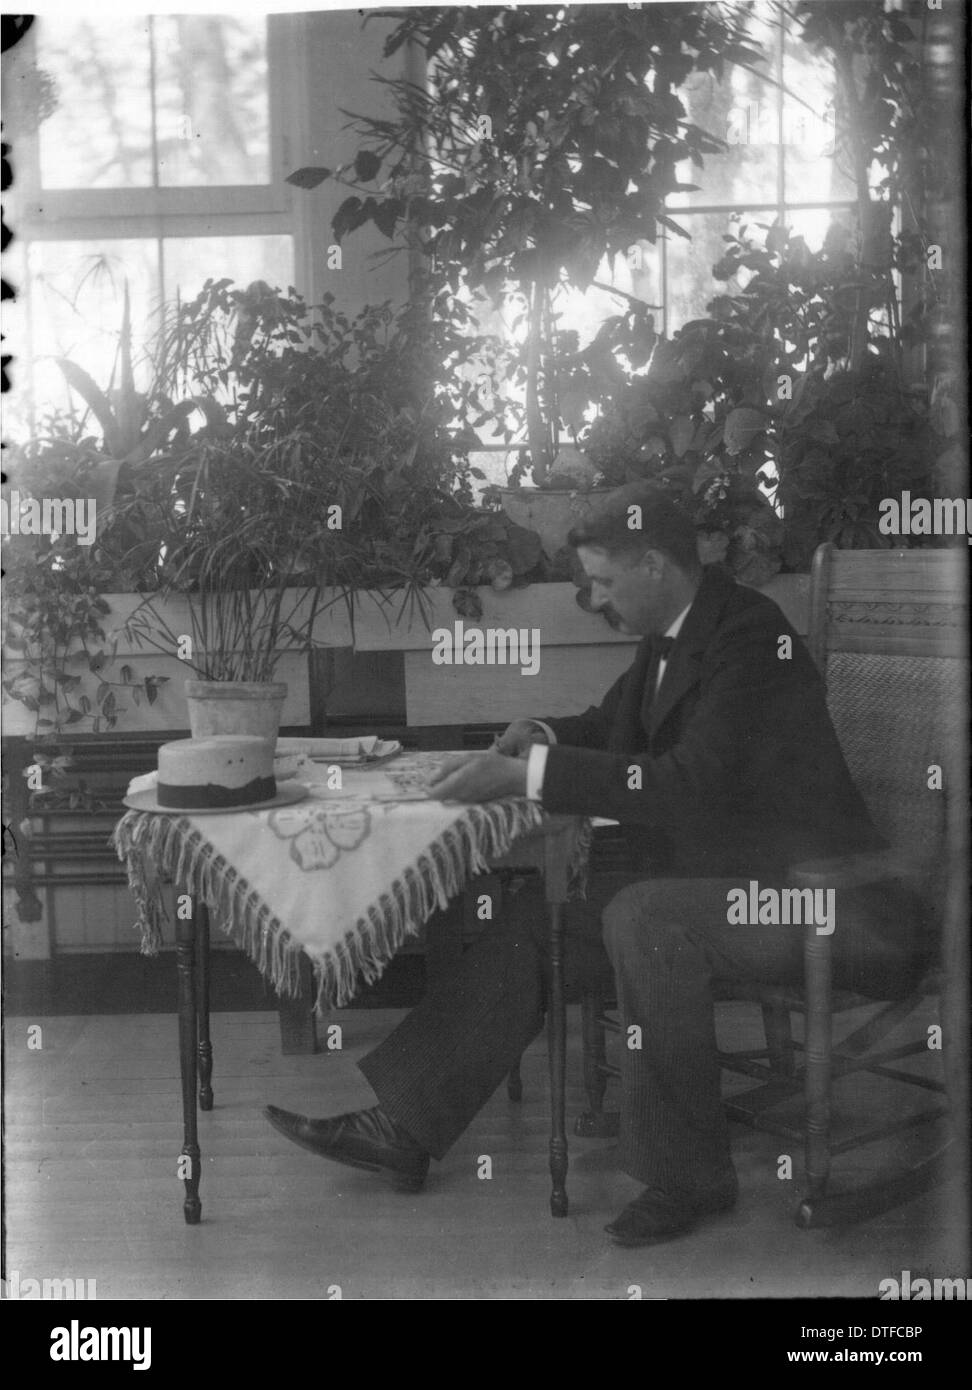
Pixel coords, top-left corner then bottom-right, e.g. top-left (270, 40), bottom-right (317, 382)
top-left (111, 810), bottom-right (308, 999)
top-left (112, 799), bottom-right (548, 1011)
top-left (335, 798), bottom-right (548, 1010)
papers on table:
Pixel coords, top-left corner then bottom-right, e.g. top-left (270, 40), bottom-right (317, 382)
top-left (275, 736), bottom-right (402, 764)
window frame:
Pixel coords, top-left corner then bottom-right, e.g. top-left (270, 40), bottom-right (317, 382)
top-left (12, 14), bottom-right (294, 238)
top-left (5, 15), bottom-right (311, 431)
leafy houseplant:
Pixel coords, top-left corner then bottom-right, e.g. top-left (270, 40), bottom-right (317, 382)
top-left (694, 0), bottom-right (961, 569)
top-left (419, 501), bottom-right (561, 622)
top-left (567, 0), bottom-right (958, 577)
top-left (702, 213), bottom-right (946, 570)
top-left (568, 302), bottom-right (784, 585)
top-left (3, 278), bottom-right (489, 747)
top-left (294, 1), bottom-right (960, 575)
top-left (288, 4), bottom-right (763, 487)
top-left (3, 271), bottom-right (549, 763)
top-left (1, 433), bottom-right (171, 821)
top-left (106, 278), bottom-right (488, 732)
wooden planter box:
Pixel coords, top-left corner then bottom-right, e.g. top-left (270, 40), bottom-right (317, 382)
top-left (2, 575), bottom-right (809, 736)
top-left (328, 576), bottom-right (810, 727)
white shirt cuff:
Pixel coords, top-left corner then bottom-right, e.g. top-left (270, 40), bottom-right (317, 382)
top-left (526, 743), bottom-right (549, 801)
top-left (531, 720), bottom-right (557, 746)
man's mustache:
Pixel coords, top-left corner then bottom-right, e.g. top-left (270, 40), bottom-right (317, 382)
top-left (576, 586), bottom-right (624, 629)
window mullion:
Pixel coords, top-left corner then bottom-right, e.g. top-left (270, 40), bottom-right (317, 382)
top-left (273, 11), bottom-right (314, 301)
top-left (148, 15), bottom-right (160, 192)
top-left (777, 14), bottom-right (786, 218)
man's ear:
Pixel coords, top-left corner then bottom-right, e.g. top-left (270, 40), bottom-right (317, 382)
top-left (637, 548), bottom-right (665, 579)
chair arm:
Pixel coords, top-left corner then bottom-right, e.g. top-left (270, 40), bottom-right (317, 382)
top-left (788, 850), bottom-right (901, 892)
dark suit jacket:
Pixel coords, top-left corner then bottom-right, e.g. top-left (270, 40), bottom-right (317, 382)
top-left (541, 566), bottom-right (886, 880)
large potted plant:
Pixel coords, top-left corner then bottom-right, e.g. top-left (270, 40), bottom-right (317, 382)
top-left (287, 4), bottom-right (764, 542)
top-left (1, 422), bottom-right (174, 921)
top-left (580, 312), bottom-right (784, 581)
top-left (1, 310), bottom-right (188, 802)
top-left (693, 0), bottom-right (961, 569)
top-left (4, 278), bottom-right (489, 746)
top-left (109, 279), bottom-right (484, 736)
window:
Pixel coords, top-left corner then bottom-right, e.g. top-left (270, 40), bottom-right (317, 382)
top-left (465, 0), bottom-right (865, 485)
top-left (660, 0), bottom-right (856, 334)
top-left (5, 13), bottom-right (298, 431)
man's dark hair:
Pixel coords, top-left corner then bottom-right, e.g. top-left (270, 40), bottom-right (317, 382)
top-left (568, 484), bottom-right (702, 575)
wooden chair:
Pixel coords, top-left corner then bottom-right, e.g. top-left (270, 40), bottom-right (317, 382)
top-left (576, 543), bottom-right (969, 1227)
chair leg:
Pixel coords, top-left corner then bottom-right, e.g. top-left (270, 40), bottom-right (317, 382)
top-left (575, 991), bottom-right (620, 1138)
top-left (507, 1056), bottom-right (523, 1102)
top-left (277, 953), bottom-right (319, 1055)
top-left (176, 906), bottom-right (201, 1225)
top-left (195, 901), bottom-right (214, 1111)
top-left (581, 992), bottom-right (607, 1116)
top-left (795, 1142), bottom-right (953, 1228)
top-left (798, 931), bottom-right (833, 1226)
top-left (761, 1000), bottom-right (796, 1076)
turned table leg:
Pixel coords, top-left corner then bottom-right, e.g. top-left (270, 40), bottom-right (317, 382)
top-left (175, 909), bottom-right (202, 1224)
top-left (547, 900), bottom-right (569, 1218)
top-left (195, 900), bottom-right (214, 1111)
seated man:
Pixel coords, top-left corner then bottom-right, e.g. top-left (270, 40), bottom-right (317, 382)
top-left (266, 490), bottom-right (929, 1245)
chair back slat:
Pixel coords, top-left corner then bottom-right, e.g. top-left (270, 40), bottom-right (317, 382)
top-left (808, 545), bottom-right (968, 666)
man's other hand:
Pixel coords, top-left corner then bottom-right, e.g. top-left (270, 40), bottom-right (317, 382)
top-left (492, 719), bottom-right (550, 757)
top-left (426, 752), bottom-right (529, 803)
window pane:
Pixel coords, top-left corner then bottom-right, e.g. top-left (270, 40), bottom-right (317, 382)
top-left (37, 17), bottom-right (154, 189)
top-left (35, 14), bottom-right (270, 191)
top-left (665, 212), bottom-right (765, 333)
top-left (24, 240), bottom-right (160, 422)
top-left (782, 24), bottom-right (856, 203)
top-left (153, 16), bottom-right (270, 186)
top-left (16, 237), bottom-right (295, 432)
top-left (671, 1), bottom-right (779, 209)
top-left (786, 206), bottom-right (854, 253)
top-left (161, 236), bottom-right (294, 302)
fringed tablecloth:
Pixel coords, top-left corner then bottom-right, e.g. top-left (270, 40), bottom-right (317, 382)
top-left (112, 752), bottom-right (589, 1011)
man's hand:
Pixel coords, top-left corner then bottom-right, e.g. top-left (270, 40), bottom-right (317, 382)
top-left (492, 718), bottom-right (550, 757)
top-left (426, 752), bottom-right (529, 803)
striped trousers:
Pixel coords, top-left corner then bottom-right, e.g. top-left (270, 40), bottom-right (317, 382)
top-left (358, 874), bottom-right (928, 1188)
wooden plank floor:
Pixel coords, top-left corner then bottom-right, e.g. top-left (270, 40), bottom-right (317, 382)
top-left (4, 1002), bottom-right (966, 1301)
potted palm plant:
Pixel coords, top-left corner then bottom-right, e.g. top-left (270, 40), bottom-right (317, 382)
top-left (111, 278), bottom-right (482, 735)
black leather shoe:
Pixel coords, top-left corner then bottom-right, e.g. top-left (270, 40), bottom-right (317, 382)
top-left (605, 1174), bottom-right (738, 1247)
top-left (264, 1104), bottom-right (430, 1192)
